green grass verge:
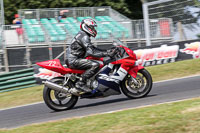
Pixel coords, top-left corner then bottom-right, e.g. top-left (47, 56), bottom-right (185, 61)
top-left (146, 58), bottom-right (200, 81)
top-left (1, 97), bottom-right (200, 133)
top-left (0, 58), bottom-right (200, 109)
top-left (0, 85), bottom-right (43, 109)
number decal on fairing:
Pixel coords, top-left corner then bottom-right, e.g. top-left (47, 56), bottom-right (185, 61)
top-left (48, 61), bottom-right (56, 66)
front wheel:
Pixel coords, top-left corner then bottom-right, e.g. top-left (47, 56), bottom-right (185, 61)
top-left (121, 68), bottom-right (153, 99)
top-left (43, 78), bottom-right (78, 111)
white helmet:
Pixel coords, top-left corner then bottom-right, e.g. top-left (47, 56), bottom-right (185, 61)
top-left (80, 19), bottom-right (97, 37)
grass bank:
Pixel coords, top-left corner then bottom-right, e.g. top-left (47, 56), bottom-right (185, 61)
top-left (0, 58), bottom-right (200, 109)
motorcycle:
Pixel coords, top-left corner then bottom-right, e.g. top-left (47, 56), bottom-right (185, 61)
top-left (36, 39), bottom-right (153, 111)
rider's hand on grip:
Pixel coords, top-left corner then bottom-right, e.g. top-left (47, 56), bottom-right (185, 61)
top-left (106, 47), bottom-right (119, 58)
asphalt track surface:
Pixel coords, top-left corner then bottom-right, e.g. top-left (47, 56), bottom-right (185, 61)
top-left (0, 75), bottom-right (200, 129)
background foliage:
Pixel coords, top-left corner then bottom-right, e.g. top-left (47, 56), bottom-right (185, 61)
top-left (4, 0), bottom-right (143, 24)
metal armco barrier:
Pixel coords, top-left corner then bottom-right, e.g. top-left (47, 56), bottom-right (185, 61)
top-left (0, 68), bottom-right (37, 93)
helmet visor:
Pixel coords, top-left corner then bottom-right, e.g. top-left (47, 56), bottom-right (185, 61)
top-left (89, 25), bottom-right (97, 34)
top-left (90, 24), bottom-right (97, 30)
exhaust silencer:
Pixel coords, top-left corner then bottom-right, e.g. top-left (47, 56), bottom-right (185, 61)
top-left (44, 81), bottom-right (69, 93)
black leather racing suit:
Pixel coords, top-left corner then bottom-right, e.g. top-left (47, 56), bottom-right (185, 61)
top-left (66, 31), bottom-right (108, 82)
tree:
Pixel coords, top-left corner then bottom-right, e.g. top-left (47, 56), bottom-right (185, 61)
top-left (125, 0), bottom-right (143, 19)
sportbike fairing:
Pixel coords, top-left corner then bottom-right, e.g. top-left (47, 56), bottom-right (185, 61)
top-left (96, 63), bottom-right (127, 94)
top-left (36, 59), bottom-right (85, 75)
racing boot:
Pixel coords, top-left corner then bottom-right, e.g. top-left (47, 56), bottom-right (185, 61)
top-left (75, 79), bottom-right (91, 93)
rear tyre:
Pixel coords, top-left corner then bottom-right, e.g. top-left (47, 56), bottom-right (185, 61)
top-left (43, 78), bottom-right (78, 111)
top-left (121, 68), bottom-right (153, 99)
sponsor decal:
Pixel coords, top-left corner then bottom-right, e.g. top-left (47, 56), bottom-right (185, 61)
top-left (134, 45), bottom-right (179, 66)
top-left (34, 68), bottom-right (62, 80)
top-left (98, 74), bottom-right (120, 84)
top-left (119, 69), bottom-right (127, 75)
top-left (180, 42), bottom-right (200, 59)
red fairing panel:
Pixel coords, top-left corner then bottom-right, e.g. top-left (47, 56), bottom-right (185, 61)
top-left (122, 46), bottom-right (137, 59)
top-left (36, 59), bottom-right (85, 75)
top-left (111, 58), bottom-right (143, 78)
top-left (86, 56), bottom-right (104, 61)
top-left (128, 65), bottom-right (144, 78)
top-left (112, 58), bottom-right (135, 66)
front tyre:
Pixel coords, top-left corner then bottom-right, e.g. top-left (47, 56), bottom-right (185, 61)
top-left (43, 78), bottom-right (78, 111)
top-left (121, 68), bottom-right (153, 99)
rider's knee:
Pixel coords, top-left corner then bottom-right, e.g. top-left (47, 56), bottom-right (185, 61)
top-left (92, 62), bottom-right (100, 70)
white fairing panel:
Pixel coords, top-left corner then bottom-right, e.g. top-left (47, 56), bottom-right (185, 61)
top-left (110, 67), bottom-right (128, 81)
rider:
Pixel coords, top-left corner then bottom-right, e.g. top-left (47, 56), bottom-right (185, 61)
top-left (66, 19), bottom-right (116, 93)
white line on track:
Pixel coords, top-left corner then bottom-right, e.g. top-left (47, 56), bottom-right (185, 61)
top-left (11, 96), bottom-right (200, 128)
top-left (0, 74), bottom-right (200, 111)
top-left (0, 102), bottom-right (44, 112)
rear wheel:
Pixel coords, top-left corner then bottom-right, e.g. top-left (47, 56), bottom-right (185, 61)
top-left (121, 68), bottom-right (153, 99)
top-left (43, 78), bottom-right (78, 111)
